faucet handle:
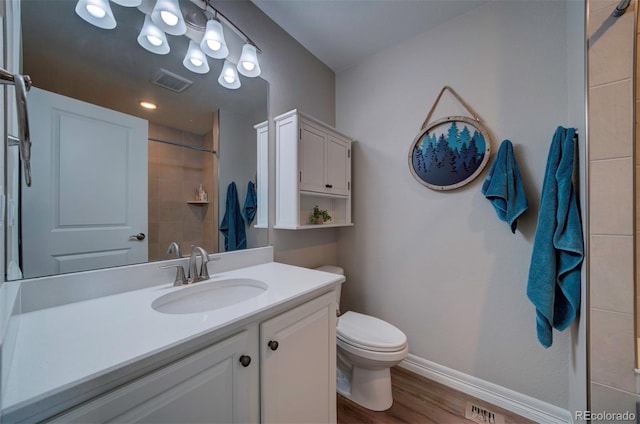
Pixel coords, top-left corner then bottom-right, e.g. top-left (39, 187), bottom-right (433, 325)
top-left (199, 255), bottom-right (221, 280)
top-left (161, 264), bottom-right (187, 286)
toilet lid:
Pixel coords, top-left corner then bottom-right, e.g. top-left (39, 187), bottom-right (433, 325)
top-left (337, 311), bottom-right (407, 352)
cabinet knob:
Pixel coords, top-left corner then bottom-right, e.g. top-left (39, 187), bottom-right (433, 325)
top-left (325, 184), bottom-right (333, 188)
top-left (239, 355), bottom-right (252, 367)
top-left (268, 340), bottom-right (279, 351)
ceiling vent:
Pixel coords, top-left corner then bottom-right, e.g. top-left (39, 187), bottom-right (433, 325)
top-left (151, 69), bottom-right (193, 93)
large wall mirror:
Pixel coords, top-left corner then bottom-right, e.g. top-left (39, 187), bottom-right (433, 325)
top-left (6, 0), bottom-right (268, 280)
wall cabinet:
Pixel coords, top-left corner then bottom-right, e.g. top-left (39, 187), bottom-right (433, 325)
top-left (51, 292), bottom-right (336, 423)
top-left (260, 291), bottom-right (337, 424)
top-left (254, 121), bottom-right (268, 228)
top-left (275, 109), bottom-right (353, 229)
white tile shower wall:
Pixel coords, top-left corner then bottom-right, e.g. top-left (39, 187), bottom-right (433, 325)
top-left (336, 0), bottom-right (581, 410)
top-left (588, 0), bottom-right (640, 415)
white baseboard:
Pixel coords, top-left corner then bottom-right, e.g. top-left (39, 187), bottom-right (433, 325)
top-left (399, 354), bottom-right (574, 424)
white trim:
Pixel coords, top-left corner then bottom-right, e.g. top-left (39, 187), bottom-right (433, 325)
top-left (399, 354), bottom-right (574, 424)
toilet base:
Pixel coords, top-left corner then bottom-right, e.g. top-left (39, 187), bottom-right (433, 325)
top-left (337, 364), bottom-right (393, 411)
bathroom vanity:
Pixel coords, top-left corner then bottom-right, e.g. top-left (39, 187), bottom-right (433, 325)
top-left (1, 248), bottom-right (342, 423)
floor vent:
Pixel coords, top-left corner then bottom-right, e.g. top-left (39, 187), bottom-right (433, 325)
top-left (464, 401), bottom-right (505, 424)
top-left (151, 68), bottom-right (193, 93)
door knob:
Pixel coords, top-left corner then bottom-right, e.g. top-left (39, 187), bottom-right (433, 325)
top-left (268, 340), bottom-right (279, 351)
top-left (129, 232), bottom-right (146, 241)
top-left (239, 355), bottom-right (252, 367)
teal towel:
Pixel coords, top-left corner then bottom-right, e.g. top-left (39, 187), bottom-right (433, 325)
top-left (243, 181), bottom-right (257, 225)
top-left (527, 127), bottom-right (584, 348)
top-left (481, 140), bottom-right (528, 233)
top-left (220, 182), bottom-right (246, 251)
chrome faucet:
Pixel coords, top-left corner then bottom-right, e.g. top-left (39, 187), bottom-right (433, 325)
top-left (188, 246), bottom-right (216, 283)
top-left (166, 241), bottom-right (181, 258)
top-left (161, 246), bottom-right (219, 287)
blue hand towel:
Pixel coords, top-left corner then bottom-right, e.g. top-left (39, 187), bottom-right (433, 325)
top-left (220, 182), bottom-right (247, 251)
top-left (527, 127), bottom-right (584, 348)
top-left (243, 181), bottom-right (257, 225)
top-left (481, 139), bottom-right (528, 233)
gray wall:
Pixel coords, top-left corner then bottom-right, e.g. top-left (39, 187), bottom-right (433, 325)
top-left (335, 1), bottom-right (585, 410)
top-left (214, 1), bottom-right (339, 268)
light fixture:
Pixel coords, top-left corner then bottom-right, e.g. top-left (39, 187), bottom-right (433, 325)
top-left (75, 0), bottom-right (116, 29)
top-left (139, 101), bottom-right (157, 110)
top-left (218, 60), bottom-right (241, 89)
top-left (200, 18), bottom-right (229, 59)
top-left (183, 41), bottom-right (210, 74)
top-left (76, 0), bottom-right (263, 89)
top-left (237, 43), bottom-right (261, 77)
top-left (111, 0), bottom-right (142, 6)
top-left (137, 15), bottom-right (170, 55)
top-left (151, 0), bottom-right (186, 36)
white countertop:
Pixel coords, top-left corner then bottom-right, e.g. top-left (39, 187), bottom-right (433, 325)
top-left (2, 262), bottom-right (343, 422)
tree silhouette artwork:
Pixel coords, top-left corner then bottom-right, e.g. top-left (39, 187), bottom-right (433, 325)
top-left (411, 121), bottom-right (487, 189)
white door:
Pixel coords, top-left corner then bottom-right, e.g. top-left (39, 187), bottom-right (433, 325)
top-left (22, 87), bottom-right (148, 278)
top-left (261, 292), bottom-right (337, 424)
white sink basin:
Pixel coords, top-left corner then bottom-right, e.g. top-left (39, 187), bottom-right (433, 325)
top-left (152, 278), bottom-right (268, 314)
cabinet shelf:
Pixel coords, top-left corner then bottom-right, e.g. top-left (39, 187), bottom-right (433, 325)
top-left (299, 190), bottom-right (349, 199)
top-left (274, 223), bottom-right (354, 230)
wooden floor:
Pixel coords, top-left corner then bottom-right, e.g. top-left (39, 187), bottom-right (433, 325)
top-left (337, 367), bottom-right (536, 424)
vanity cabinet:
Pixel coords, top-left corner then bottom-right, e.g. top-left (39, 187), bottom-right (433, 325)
top-left (49, 329), bottom-right (259, 424)
top-left (49, 292), bottom-right (337, 424)
top-left (275, 109), bottom-right (353, 229)
top-left (260, 291), bottom-right (337, 424)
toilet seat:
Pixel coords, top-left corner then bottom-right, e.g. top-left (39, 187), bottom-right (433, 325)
top-left (337, 311), bottom-right (407, 352)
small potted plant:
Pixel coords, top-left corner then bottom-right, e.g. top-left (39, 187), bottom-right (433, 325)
top-left (310, 205), bottom-right (332, 224)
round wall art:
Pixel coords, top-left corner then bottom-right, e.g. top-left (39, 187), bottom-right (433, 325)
top-left (408, 86), bottom-right (491, 191)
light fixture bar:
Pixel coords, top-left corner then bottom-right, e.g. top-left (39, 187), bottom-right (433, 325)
top-left (202, 0), bottom-right (261, 54)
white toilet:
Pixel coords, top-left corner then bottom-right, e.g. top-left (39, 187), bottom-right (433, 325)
top-left (315, 265), bottom-right (408, 411)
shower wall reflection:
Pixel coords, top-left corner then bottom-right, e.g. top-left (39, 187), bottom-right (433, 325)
top-left (148, 121), bottom-right (218, 261)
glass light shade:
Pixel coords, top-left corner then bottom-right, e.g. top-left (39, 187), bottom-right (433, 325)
top-left (137, 15), bottom-right (170, 54)
top-left (111, 0), bottom-right (142, 6)
top-left (75, 0), bottom-right (116, 29)
top-left (183, 41), bottom-right (210, 74)
top-left (200, 19), bottom-right (229, 59)
top-left (137, 0), bottom-right (155, 14)
top-left (218, 60), bottom-right (241, 89)
top-left (237, 44), bottom-right (261, 77)
top-left (151, 0), bottom-right (186, 36)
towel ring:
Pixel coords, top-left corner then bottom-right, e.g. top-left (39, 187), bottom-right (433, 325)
top-left (409, 87), bottom-right (491, 191)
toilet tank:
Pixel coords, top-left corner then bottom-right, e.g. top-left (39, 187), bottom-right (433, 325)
top-left (315, 265), bottom-right (344, 308)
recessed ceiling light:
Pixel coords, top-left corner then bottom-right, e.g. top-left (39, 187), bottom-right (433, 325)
top-left (139, 101), bottom-right (157, 110)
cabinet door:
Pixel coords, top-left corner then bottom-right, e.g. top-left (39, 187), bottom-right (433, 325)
top-left (51, 329), bottom-right (259, 424)
top-left (299, 123), bottom-right (327, 193)
top-left (325, 136), bottom-right (350, 196)
top-left (261, 292), bottom-right (337, 424)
